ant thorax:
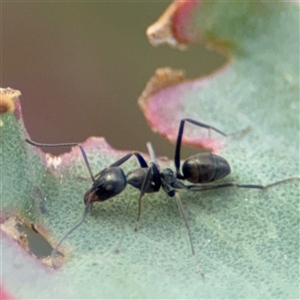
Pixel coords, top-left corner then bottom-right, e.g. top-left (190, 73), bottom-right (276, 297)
top-left (160, 168), bottom-right (176, 184)
top-left (127, 167), bottom-right (160, 193)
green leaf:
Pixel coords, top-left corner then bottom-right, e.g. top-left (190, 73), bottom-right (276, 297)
top-left (1, 1), bottom-right (299, 299)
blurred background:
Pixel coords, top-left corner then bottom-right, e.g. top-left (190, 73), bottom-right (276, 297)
top-left (2, 1), bottom-right (225, 158)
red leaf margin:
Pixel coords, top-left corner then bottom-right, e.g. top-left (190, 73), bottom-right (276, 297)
top-left (138, 67), bottom-right (228, 153)
top-left (147, 0), bottom-right (201, 49)
top-left (0, 285), bottom-right (16, 300)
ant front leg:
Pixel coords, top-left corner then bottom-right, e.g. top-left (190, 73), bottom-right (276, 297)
top-left (109, 152), bottom-right (148, 168)
top-left (92, 151), bottom-right (149, 180)
top-left (174, 118), bottom-right (226, 179)
top-left (134, 162), bottom-right (161, 231)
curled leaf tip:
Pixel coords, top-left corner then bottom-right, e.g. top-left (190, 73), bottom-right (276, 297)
top-left (138, 68), bottom-right (225, 152)
top-left (138, 67), bottom-right (185, 111)
top-left (0, 88), bottom-right (20, 114)
top-left (147, 0), bottom-right (201, 49)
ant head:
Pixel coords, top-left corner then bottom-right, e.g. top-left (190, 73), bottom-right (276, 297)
top-left (84, 168), bottom-right (127, 203)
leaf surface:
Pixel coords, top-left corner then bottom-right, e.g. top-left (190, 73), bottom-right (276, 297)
top-left (1, 1), bottom-right (299, 299)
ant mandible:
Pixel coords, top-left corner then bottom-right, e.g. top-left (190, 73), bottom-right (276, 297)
top-left (25, 118), bottom-right (298, 269)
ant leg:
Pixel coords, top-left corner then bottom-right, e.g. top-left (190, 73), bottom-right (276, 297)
top-left (135, 143), bottom-right (161, 230)
top-left (186, 177), bottom-right (299, 192)
top-left (174, 191), bottom-right (204, 278)
top-left (174, 191), bottom-right (195, 255)
top-left (235, 177), bottom-right (299, 189)
top-left (174, 119), bottom-right (226, 179)
top-left (93, 151), bottom-right (149, 179)
top-left (145, 143), bottom-right (161, 193)
top-left (135, 163), bottom-right (160, 231)
top-left (134, 166), bottom-right (153, 232)
top-left (187, 182), bottom-right (243, 191)
top-left (25, 138), bottom-right (95, 182)
top-left (51, 196), bottom-right (92, 269)
top-left (109, 152), bottom-right (148, 168)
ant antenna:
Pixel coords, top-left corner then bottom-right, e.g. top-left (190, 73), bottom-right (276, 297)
top-left (25, 138), bottom-right (95, 181)
top-left (51, 194), bottom-right (93, 268)
top-left (25, 139), bottom-right (78, 148)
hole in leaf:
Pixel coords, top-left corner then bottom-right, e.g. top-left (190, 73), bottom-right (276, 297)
top-left (20, 224), bottom-right (53, 259)
top-left (0, 216), bottom-right (62, 267)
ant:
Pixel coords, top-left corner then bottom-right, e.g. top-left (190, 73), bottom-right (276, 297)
top-left (25, 118), bottom-right (298, 270)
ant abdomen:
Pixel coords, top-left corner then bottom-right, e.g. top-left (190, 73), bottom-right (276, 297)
top-left (182, 153), bottom-right (231, 184)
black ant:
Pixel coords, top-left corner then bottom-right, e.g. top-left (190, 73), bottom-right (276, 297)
top-left (25, 118), bottom-right (298, 270)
